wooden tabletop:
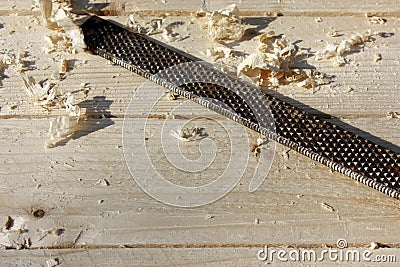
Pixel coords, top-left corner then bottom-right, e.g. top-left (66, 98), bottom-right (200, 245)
top-left (0, 0), bottom-right (399, 266)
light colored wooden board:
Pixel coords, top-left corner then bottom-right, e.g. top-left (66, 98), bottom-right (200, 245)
top-left (1, 0), bottom-right (400, 16)
top-left (0, 16), bottom-right (399, 119)
top-left (0, 247), bottom-right (399, 266)
top-left (0, 115), bottom-right (399, 249)
top-left (0, 1), bottom-right (400, 264)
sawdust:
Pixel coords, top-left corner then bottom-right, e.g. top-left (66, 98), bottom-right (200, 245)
top-left (316, 30), bottom-right (376, 66)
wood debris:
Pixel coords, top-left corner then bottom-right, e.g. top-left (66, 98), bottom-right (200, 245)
top-left (194, 4), bottom-right (244, 43)
top-left (39, 0), bottom-right (55, 29)
top-left (59, 58), bottom-right (68, 74)
top-left (162, 21), bottom-right (184, 42)
top-left (327, 30), bottom-right (340, 37)
top-left (386, 111), bottom-right (399, 119)
top-left (368, 16), bottom-right (386, 24)
top-left (369, 242), bottom-right (380, 250)
top-left (167, 91), bottom-right (179, 100)
top-left (47, 93), bottom-right (80, 148)
top-left (238, 34), bottom-right (330, 88)
top-left (46, 258), bottom-right (59, 267)
top-left (50, 8), bottom-right (86, 53)
top-left (21, 74), bottom-right (58, 108)
top-left (206, 46), bottom-right (233, 60)
top-left (96, 179), bottom-right (110, 186)
top-left (171, 127), bottom-right (206, 142)
top-left (4, 216), bottom-right (13, 230)
top-left (374, 53), bottom-right (382, 62)
top-left (320, 202), bottom-right (335, 212)
top-left (127, 13), bottom-right (164, 35)
top-left (316, 30), bottom-right (376, 66)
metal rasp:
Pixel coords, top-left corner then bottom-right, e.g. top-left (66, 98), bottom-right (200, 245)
top-left (80, 16), bottom-right (400, 199)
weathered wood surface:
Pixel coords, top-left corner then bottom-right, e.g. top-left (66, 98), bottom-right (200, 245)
top-left (0, 0), bottom-right (399, 266)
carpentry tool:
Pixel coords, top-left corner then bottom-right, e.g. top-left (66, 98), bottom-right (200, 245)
top-left (81, 16), bottom-right (400, 200)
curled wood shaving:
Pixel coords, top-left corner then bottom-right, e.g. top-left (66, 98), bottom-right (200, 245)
top-left (316, 30), bottom-right (376, 66)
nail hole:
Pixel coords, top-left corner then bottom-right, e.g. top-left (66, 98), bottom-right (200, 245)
top-left (33, 209), bottom-right (45, 218)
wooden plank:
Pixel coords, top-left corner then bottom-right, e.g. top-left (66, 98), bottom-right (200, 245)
top-left (0, 16), bottom-right (399, 119)
top-left (0, 1), bottom-right (399, 264)
top-left (1, 0), bottom-right (400, 16)
top-left (0, 247), bottom-right (399, 266)
top-left (0, 115), bottom-right (399, 249)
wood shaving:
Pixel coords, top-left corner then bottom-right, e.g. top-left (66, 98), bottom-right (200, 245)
top-left (1, 51), bottom-right (33, 74)
top-left (315, 17), bottom-right (322, 22)
top-left (51, 8), bottom-right (86, 53)
top-left (374, 53), bottom-right (382, 62)
top-left (21, 74), bottom-right (58, 108)
top-left (320, 202), bottom-right (335, 212)
top-left (197, 4), bottom-right (244, 43)
top-left (4, 216), bottom-right (13, 230)
top-left (386, 111), bottom-right (399, 119)
top-left (127, 13), bottom-right (151, 34)
top-left (39, 0), bottom-right (54, 28)
top-left (44, 33), bottom-right (73, 54)
top-left (368, 16), bottom-right (386, 24)
top-left (161, 22), bottom-right (184, 42)
top-left (238, 34), bottom-right (330, 88)
top-left (127, 13), bottom-right (164, 35)
top-left (327, 30), bottom-right (340, 37)
top-left (167, 91), bottom-right (179, 100)
top-left (46, 93), bottom-right (80, 148)
top-left (96, 179), bottom-right (110, 186)
top-left (46, 258), bottom-right (59, 267)
top-left (171, 127), bottom-right (206, 142)
top-left (316, 30), bottom-right (376, 66)
top-left (59, 58), bottom-right (68, 74)
top-left (206, 46), bottom-right (233, 60)
top-left (369, 242), bottom-right (380, 250)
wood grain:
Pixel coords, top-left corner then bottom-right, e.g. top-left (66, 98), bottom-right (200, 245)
top-left (0, 1), bottom-right (399, 265)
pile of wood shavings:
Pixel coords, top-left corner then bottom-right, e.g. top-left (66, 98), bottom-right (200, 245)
top-left (237, 32), bottom-right (329, 88)
top-left (20, 74), bottom-right (81, 148)
top-left (316, 30), bottom-right (376, 66)
top-left (194, 4), bottom-right (245, 43)
top-left (40, 1), bottom-right (86, 54)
